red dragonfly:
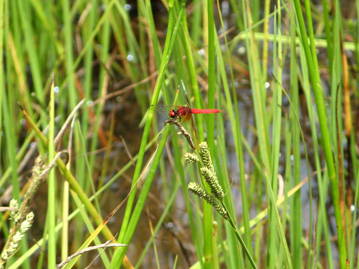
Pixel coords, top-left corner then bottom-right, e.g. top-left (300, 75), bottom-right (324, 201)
top-left (162, 105), bottom-right (221, 150)
top-left (168, 106), bottom-right (221, 122)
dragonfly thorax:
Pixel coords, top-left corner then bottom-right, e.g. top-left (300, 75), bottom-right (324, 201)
top-left (169, 106), bottom-right (192, 119)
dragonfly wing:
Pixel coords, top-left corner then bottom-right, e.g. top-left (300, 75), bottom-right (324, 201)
top-left (152, 104), bottom-right (182, 113)
top-left (181, 113), bottom-right (192, 123)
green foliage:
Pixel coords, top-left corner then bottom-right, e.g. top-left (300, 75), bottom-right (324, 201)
top-left (1, 0), bottom-right (358, 268)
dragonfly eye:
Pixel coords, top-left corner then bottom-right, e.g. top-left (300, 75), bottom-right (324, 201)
top-left (169, 110), bottom-right (176, 118)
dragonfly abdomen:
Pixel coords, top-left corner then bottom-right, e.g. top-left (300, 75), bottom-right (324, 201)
top-left (190, 108), bottom-right (221, 114)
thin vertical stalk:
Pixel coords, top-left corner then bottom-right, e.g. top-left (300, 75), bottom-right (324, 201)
top-left (0, 0), bottom-right (3, 159)
top-left (321, 0), bottom-right (333, 74)
top-left (268, 5), bottom-right (281, 268)
top-left (203, 0), bottom-right (216, 266)
top-left (15, 0), bottom-right (44, 106)
top-left (87, 5), bottom-right (111, 190)
top-left (298, 42), bottom-right (334, 269)
top-left (80, 0), bottom-right (98, 195)
top-left (60, 0), bottom-right (76, 261)
top-left (242, 1), bottom-right (292, 267)
top-left (113, 3), bottom-right (185, 265)
top-left (116, 0), bottom-right (174, 244)
top-left (289, 6), bottom-right (302, 267)
top-left (110, 120), bottom-right (171, 267)
top-left (261, 0), bottom-right (270, 79)
top-left (292, 0), bottom-right (345, 266)
top-left (216, 0), bottom-right (252, 263)
top-left (47, 79), bottom-right (56, 268)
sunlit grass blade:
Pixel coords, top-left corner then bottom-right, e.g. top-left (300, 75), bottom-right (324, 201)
top-left (113, 3), bottom-right (187, 266)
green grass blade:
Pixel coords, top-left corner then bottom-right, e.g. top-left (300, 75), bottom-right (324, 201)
top-left (289, 4), bottom-right (303, 268)
top-left (292, 0), bottom-right (345, 265)
top-left (113, 3), bottom-right (186, 265)
top-left (47, 79), bottom-right (56, 268)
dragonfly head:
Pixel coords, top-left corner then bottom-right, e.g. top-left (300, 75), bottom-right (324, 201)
top-left (169, 109), bottom-right (177, 118)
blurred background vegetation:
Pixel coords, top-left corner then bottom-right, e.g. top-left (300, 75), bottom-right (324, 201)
top-left (1, 0), bottom-right (359, 268)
